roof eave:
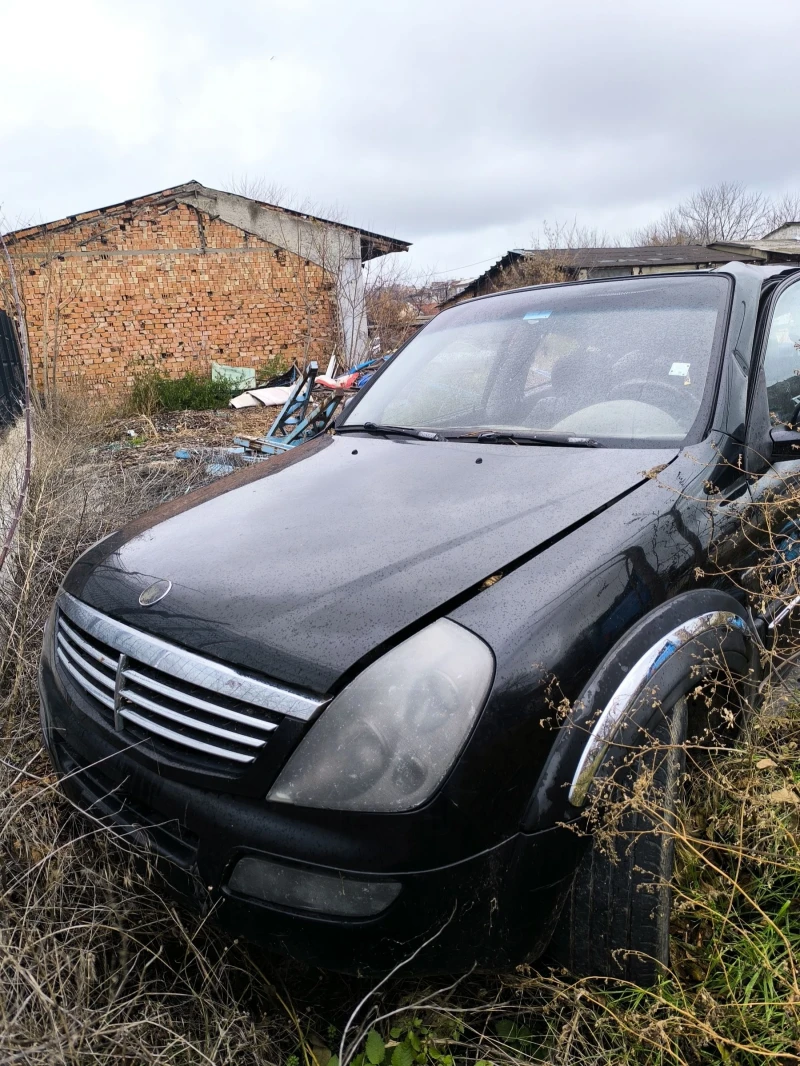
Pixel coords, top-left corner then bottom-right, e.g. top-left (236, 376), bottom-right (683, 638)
top-left (707, 241), bottom-right (770, 262)
top-left (3, 180), bottom-right (411, 259)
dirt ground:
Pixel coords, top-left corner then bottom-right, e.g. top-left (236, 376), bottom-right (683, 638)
top-left (95, 405), bottom-right (281, 463)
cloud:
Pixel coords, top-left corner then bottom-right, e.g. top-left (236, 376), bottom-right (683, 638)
top-left (2, 0), bottom-right (800, 273)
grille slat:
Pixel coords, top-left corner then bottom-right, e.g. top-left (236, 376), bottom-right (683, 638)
top-left (57, 635), bottom-right (117, 691)
top-left (118, 708), bottom-right (255, 763)
top-left (56, 648), bottom-right (116, 711)
top-left (58, 615), bottom-right (121, 671)
top-left (54, 592), bottom-right (326, 774)
top-left (119, 687), bottom-right (266, 748)
top-left (122, 666), bottom-right (279, 734)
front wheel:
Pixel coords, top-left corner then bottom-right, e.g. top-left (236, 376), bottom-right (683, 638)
top-left (549, 696), bottom-right (688, 985)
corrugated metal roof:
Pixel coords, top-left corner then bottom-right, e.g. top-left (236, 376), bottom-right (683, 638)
top-left (443, 244), bottom-right (756, 306)
top-left (509, 245), bottom-right (748, 267)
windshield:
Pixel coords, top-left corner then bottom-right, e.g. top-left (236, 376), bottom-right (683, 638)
top-left (344, 275), bottom-right (731, 447)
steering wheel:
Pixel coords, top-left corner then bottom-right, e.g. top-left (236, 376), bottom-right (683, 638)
top-left (607, 379), bottom-right (697, 422)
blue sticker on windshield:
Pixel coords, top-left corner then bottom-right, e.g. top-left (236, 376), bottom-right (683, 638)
top-left (523, 310), bottom-right (552, 320)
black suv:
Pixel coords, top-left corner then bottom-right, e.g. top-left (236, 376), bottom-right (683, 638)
top-left (39, 264), bottom-right (800, 982)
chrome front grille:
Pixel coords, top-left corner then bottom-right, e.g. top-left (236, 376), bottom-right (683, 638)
top-left (55, 592), bottom-right (324, 770)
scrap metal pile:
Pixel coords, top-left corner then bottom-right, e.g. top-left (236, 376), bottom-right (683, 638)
top-left (172, 351), bottom-right (392, 476)
top-left (230, 351), bottom-right (391, 458)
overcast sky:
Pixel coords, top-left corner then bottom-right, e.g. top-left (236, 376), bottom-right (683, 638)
top-left (3, 0), bottom-right (800, 279)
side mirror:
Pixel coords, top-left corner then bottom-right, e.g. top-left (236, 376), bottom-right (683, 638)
top-left (770, 427), bottom-right (800, 460)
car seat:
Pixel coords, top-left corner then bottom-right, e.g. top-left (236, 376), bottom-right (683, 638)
top-left (527, 348), bottom-right (612, 428)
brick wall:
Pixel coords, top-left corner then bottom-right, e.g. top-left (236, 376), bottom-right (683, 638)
top-left (2, 197), bottom-right (338, 399)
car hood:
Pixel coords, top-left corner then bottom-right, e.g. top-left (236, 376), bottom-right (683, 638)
top-left (71, 434), bottom-right (676, 693)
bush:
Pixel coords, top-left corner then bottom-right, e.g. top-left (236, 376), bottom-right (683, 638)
top-left (128, 370), bottom-right (238, 414)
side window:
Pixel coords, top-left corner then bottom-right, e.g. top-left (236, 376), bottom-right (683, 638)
top-left (763, 280), bottom-right (800, 426)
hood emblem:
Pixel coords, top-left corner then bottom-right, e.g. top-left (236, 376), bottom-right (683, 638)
top-left (139, 579), bottom-right (172, 606)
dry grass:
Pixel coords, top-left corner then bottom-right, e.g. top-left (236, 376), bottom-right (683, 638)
top-left (0, 403), bottom-right (307, 1063)
top-left (1, 403), bottom-right (799, 1064)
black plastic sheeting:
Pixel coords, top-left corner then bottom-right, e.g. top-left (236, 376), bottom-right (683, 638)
top-left (259, 362), bottom-right (300, 388)
top-left (0, 310), bottom-right (23, 428)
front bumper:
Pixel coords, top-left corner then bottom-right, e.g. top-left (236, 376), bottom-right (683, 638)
top-left (40, 652), bottom-right (582, 974)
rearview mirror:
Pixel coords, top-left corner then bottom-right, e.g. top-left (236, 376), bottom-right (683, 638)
top-left (770, 427), bottom-right (800, 460)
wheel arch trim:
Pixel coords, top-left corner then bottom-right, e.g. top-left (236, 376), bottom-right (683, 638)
top-left (567, 610), bottom-right (748, 807)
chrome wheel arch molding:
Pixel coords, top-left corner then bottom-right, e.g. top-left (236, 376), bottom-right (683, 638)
top-left (568, 610), bottom-right (749, 807)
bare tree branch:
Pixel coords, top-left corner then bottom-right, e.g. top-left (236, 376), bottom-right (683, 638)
top-left (224, 173), bottom-right (289, 207)
top-left (631, 181), bottom-right (800, 245)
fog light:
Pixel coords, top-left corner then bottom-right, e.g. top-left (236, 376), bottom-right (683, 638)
top-left (226, 856), bottom-right (401, 918)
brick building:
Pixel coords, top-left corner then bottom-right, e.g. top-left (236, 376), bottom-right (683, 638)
top-left (1, 182), bottom-right (409, 399)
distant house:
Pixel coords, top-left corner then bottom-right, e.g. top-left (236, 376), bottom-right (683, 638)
top-left (440, 244), bottom-right (757, 308)
top-left (709, 222), bottom-right (800, 264)
top-left (0, 182), bottom-right (409, 398)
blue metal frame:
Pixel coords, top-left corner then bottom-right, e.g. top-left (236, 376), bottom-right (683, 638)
top-left (234, 361), bottom-right (347, 456)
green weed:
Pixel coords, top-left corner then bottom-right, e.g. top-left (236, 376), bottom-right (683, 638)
top-left (128, 369), bottom-right (239, 414)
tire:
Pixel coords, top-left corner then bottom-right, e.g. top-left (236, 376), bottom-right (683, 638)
top-left (549, 696), bottom-right (688, 985)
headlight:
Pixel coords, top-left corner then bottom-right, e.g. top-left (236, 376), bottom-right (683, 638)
top-left (267, 619), bottom-right (494, 813)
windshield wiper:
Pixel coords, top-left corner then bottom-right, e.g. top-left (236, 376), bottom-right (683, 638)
top-left (337, 424), bottom-right (599, 447)
top-left (336, 422), bottom-right (444, 441)
top-left (446, 431), bottom-right (602, 448)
